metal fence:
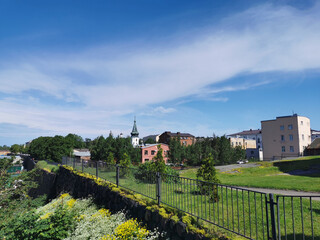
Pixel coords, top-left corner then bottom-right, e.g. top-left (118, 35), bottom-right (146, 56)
top-left (61, 158), bottom-right (320, 240)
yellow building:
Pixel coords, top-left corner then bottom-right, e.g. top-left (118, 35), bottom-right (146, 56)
top-left (229, 137), bottom-right (256, 149)
top-left (261, 114), bottom-right (311, 160)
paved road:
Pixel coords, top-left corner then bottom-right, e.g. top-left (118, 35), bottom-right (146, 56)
top-left (215, 163), bottom-right (259, 172)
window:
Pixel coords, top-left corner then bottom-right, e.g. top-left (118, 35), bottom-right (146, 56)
top-left (301, 121), bottom-right (303, 125)
top-left (289, 135), bottom-right (293, 141)
top-left (302, 134), bottom-right (304, 140)
top-left (290, 146), bottom-right (294, 152)
top-left (251, 150), bottom-right (254, 155)
top-left (144, 150), bottom-right (148, 155)
top-left (282, 146), bottom-right (285, 152)
top-left (288, 124), bottom-right (293, 130)
top-left (280, 125), bottom-right (284, 130)
top-left (145, 159), bottom-right (149, 162)
top-left (257, 138), bottom-right (260, 143)
top-left (281, 135), bottom-right (285, 141)
top-left (151, 150), bottom-right (156, 155)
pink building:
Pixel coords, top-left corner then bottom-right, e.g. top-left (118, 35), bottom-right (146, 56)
top-left (141, 144), bottom-right (169, 164)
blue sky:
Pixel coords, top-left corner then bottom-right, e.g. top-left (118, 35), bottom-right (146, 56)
top-left (1, 0), bottom-right (320, 146)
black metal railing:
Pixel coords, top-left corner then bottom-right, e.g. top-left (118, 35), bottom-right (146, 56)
top-left (61, 158), bottom-right (320, 240)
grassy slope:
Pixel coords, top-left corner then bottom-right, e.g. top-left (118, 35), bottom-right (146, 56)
top-left (180, 156), bottom-right (320, 192)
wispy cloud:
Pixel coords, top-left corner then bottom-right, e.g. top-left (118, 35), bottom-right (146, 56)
top-left (1, 3), bottom-right (320, 139)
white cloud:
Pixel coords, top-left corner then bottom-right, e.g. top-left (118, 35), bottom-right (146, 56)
top-left (1, 3), bottom-right (320, 138)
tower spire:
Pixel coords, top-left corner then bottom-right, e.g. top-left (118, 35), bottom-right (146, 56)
top-left (131, 117), bottom-right (139, 147)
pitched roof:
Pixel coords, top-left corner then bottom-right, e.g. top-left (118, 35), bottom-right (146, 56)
top-left (141, 143), bottom-right (168, 149)
top-left (308, 138), bottom-right (320, 149)
top-left (228, 129), bottom-right (262, 136)
top-left (163, 131), bottom-right (194, 137)
top-left (131, 119), bottom-right (139, 136)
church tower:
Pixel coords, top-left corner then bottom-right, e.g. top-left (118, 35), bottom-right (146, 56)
top-left (131, 117), bottom-right (139, 147)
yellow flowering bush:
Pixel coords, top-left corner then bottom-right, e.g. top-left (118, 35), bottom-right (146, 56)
top-left (100, 219), bottom-right (149, 240)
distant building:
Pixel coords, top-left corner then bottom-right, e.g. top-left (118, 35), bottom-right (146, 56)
top-left (141, 143), bottom-right (169, 164)
top-left (311, 129), bottom-right (320, 142)
top-left (228, 129), bottom-right (263, 160)
top-left (228, 129), bottom-right (263, 149)
top-left (131, 118), bottom-right (139, 148)
top-left (0, 150), bottom-right (10, 156)
top-left (73, 149), bottom-right (91, 161)
top-left (142, 134), bottom-right (160, 143)
top-left (261, 114), bottom-right (311, 160)
top-left (159, 131), bottom-right (195, 146)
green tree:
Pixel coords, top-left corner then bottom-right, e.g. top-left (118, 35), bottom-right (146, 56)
top-left (90, 136), bottom-right (106, 161)
top-left (233, 145), bottom-right (246, 162)
top-left (168, 137), bottom-right (184, 164)
top-left (10, 144), bottom-right (21, 154)
top-left (196, 153), bottom-right (220, 200)
top-left (119, 153), bottom-right (131, 177)
top-left (152, 145), bottom-right (166, 174)
top-left (65, 133), bottom-right (85, 149)
top-left (218, 136), bottom-right (233, 165)
top-left (106, 152), bottom-right (115, 164)
top-left (144, 138), bottom-right (156, 144)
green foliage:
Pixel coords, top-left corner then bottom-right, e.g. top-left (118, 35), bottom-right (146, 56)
top-left (135, 145), bottom-right (179, 184)
top-left (119, 153), bottom-right (131, 177)
top-left (0, 169), bottom-right (47, 232)
top-left (106, 152), bottom-right (115, 164)
top-left (1, 203), bottom-right (75, 239)
top-left (36, 160), bottom-right (59, 173)
top-left (168, 137), bottom-right (184, 164)
top-left (168, 136), bottom-right (247, 166)
top-left (196, 154), bottom-right (220, 200)
top-left (0, 145), bottom-right (10, 150)
top-left (90, 134), bottom-right (141, 164)
top-left (28, 134), bottom-right (84, 163)
top-left (144, 138), bottom-right (156, 144)
top-left (232, 145), bottom-right (246, 162)
top-left (152, 145), bottom-right (166, 174)
top-left (9, 144), bottom-right (23, 154)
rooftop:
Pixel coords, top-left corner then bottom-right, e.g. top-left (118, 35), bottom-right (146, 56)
top-left (228, 129), bottom-right (261, 136)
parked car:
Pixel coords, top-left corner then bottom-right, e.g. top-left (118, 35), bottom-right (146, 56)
top-left (237, 160), bottom-right (244, 164)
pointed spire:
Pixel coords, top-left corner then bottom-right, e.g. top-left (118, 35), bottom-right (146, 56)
top-left (131, 117), bottom-right (139, 137)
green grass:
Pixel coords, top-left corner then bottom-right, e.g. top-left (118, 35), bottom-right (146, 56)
top-left (64, 161), bottom-right (320, 240)
top-left (36, 160), bottom-right (59, 173)
top-left (180, 156), bottom-right (320, 192)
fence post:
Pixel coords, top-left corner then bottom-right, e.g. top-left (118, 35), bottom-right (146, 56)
top-left (96, 161), bottom-right (99, 178)
top-left (81, 159), bottom-right (83, 172)
top-left (73, 158), bottom-right (75, 168)
top-left (156, 172), bottom-right (161, 205)
top-left (116, 164), bottom-right (119, 187)
top-left (268, 193), bottom-right (277, 240)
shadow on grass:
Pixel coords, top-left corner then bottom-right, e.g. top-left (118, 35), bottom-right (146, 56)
top-left (274, 158), bottom-right (320, 177)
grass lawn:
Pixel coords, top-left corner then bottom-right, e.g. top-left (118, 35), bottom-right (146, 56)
top-left (180, 156), bottom-right (320, 193)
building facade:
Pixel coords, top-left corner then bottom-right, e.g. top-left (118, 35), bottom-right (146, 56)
top-left (158, 131), bottom-right (195, 146)
top-left (261, 114), bottom-right (311, 160)
top-left (131, 118), bottom-right (140, 148)
top-left (228, 129), bottom-right (263, 160)
top-left (141, 144), bottom-right (169, 164)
